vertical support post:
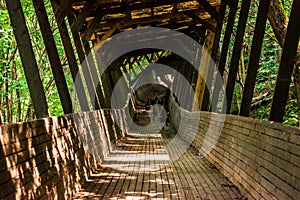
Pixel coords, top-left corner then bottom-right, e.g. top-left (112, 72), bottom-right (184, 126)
top-left (95, 52), bottom-right (114, 108)
top-left (192, 29), bottom-right (215, 111)
top-left (269, 0), bottom-right (300, 122)
top-left (239, 0), bottom-right (271, 116)
top-left (82, 44), bottom-right (102, 109)
top-left (202, 1), bottom-right (226, 111)
top-left (223, 0), bottom-right (251, 114)
top-left (5, 0), bottom-right (49, 118)
top-left (68, 16), bottom-right (96, 107)
top-left (211, 6), bottom-right (237, 112)
top-left (32, 0), bottom-right (72, 114)
top-left (51, 1), bottom-right (90, 111)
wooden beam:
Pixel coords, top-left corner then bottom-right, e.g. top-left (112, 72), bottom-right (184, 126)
top-left (51, 1), bottom-right (90, 111)
top-left (211, 7), bottom-right (236, 112)
top-left (70, 0), bottom-right (95, 33)
top-left (32, 0), bottom-right (72, 114)
top-left (92, 0), bottom-right (219, 19)
top-left (185, 11), bottom-right (216, 32)
top-left (197, 0), bottom-right (222, 23)
top-left (223, 0), bottom-right (251, 114)
top-left (192, 29), bottom-right (216, 111)
top-left (52, 0), bottom-right (75, 25)
top-left (82, 11), bottom-right (105, 46)
top-left (94, 8), bottom-right (213, 34)
top-left (68, 15), bottom-right (99, 108)
top-left (269, 0), bottom-right (300, 122)
top-left (240, 0), bottom-right (271, 117)
top-left (93, 22), bottom-right (121, 51)
top-left (5, 0), bottom-right (49, 119)
top-left (223, 0), bottom-right (238, 11)
top-left (72, 0), bottom-right (197, 34)
top-left (201, 1), bottom-right (226, 111)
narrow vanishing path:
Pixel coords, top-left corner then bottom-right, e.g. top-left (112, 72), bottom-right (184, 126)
top-left (74, 125), bottom-right (243, 200)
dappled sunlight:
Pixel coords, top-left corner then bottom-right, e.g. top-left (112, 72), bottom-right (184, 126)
top-left (0, 115), bottom-right (91, 199)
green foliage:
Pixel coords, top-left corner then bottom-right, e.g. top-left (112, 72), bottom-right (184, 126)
top-left (0, 0), bottom-right (74, 123)
top-left (226, 0), bottom-right (299, 126)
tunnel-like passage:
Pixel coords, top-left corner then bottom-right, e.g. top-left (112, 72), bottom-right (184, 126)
top-left (1, 93), bottom-right (300, 199)
top-left (2, 0), bottom-right (300, 199)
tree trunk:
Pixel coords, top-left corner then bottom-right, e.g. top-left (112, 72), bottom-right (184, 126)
top-left (268, 0), bottom-right (288, 47)
top-left (268, 0), bottom-right (300, 125)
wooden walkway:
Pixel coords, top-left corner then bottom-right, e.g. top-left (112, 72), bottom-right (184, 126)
top-left (74, 126), bottom-right (244, 200)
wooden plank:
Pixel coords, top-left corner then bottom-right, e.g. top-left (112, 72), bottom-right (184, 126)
top-left (223, 0), bottom-right (251, 114)
top-left (197, 0), bottom-right (222, 23)
top-left (223, 0), bottom-right (238, 11)
top-left (269, 0), bottom-right (300, 122)
top-left (202, 1), bottom-right (226, 111)
top-left (32, 0), bottom-right (73, 114)
top-left (240, 0), bottom-right (271, 117)
top-left (192, 29), bottom-right (216, 111)
top-left (68, 15), bottom-right (97, 107)
top-left (94, 22), bottom-right (120, 51)
top-left (83, 44), bottom-right (102, 109)
top-left (82, 11), bottom-right (105, 46)
top-left (52, 1), bottom-right (90, 111)
top-left (100, 0), bottom-right (208, 15)
top-left (53, 0), bottom-right (75, 25)
top-left (211, 7), bottom-right (236, 112)
top-left (70, 1), bottom-right (95, 33)
top-left (186, 11), bottom-right (216, 32)
top-left (94, 8), bottom-right (214, 34)
top-left (5, 0), bottom-right (49, 119)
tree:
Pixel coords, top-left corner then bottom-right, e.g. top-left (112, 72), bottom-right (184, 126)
top-left (268, 0), bottom-right (300, 125)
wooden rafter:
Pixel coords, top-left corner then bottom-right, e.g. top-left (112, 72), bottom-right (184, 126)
top-left (82, 11), bottom-right (105, 45)
top-left (223, 0), bottom-right (238, 11)
top-left (94, 9), bottom-right (207, 32)
top-left (94, 22), bottom-right (120, 51)
top-left (185, 11), bottom-right (216, 32)
top-left (52, 0), bottom-right (75, 25)
top-left (71, 0), bottom-right (96, 33)
top-left (197, 0), bottom-right (222, 23)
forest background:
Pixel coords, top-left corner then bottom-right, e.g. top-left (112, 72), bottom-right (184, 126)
top-left (0, 0), bottom-right (299, 126)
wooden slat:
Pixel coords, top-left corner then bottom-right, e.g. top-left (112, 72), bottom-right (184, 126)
top-left (240, 0), bottom-right (271, 117)
top-left (210, 6), bottom-right (236, 112)
top-left (52, 1), bottom-right (90, 111)
top-left (223, 0), bottom-right (238, 10)
top-left (71, 1), bottom-right (95, 33)
top-left (269, 0), bottom-right (300, 122)
top-left (93, 0), bottom-right (219, 20)
top-left (72, 0), bottom-right (197, 34)
top-left (82, 11), bottom-right (105, 46)
top-left (5, 0), bottom-right (49, 119)
top-left (192, 29), bottom-right (215, 111)
top-left (222, 0), bottom-right (251, 114)
top-left (53, 0), bottom-right (75, 25)
top-left (82, 44), bottom-right (102, 109)
top-left (94, 22), bottom-right (120, 51)
top-left (186, 11), bottom-right (216, 32)
top-left (32, 0), bottom-right (73, 114)
top-left (68, 15), bottom-right (96, 106)
top-left (94, 8), bottom-right (214, 34)
top-left (197, 0), bottom-right (222, 23)
top-left (202, 1), bottom-right (226, 111)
